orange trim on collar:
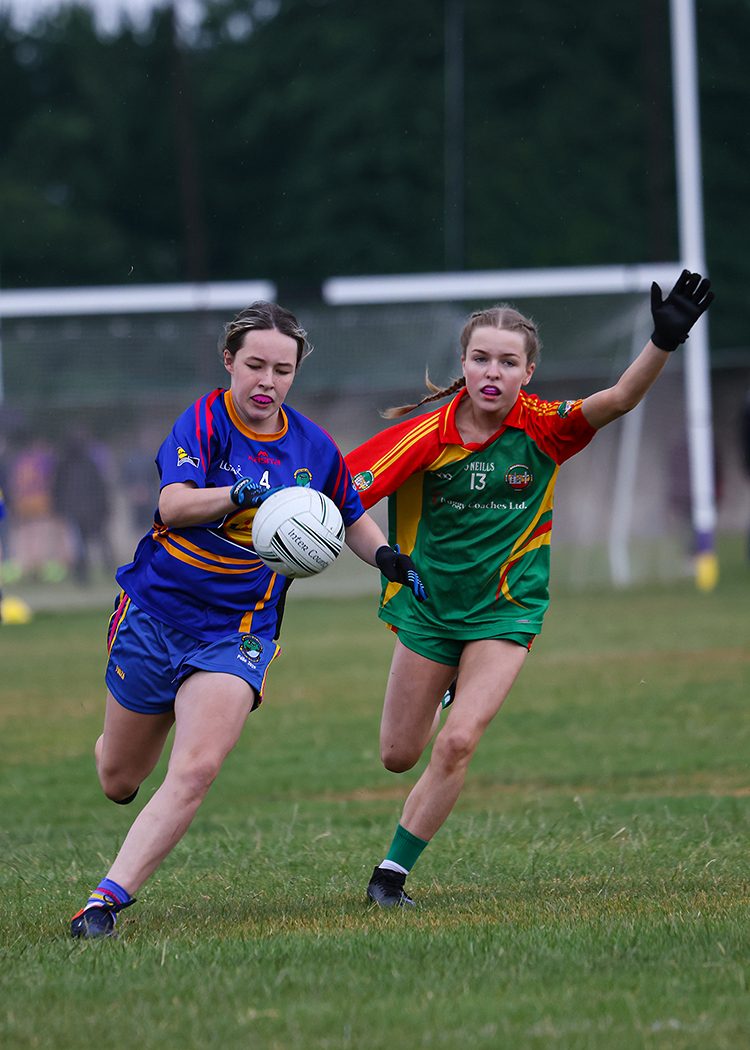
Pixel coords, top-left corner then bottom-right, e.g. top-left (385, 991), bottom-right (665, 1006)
top-left (224, 390), bottom-right (288, 441)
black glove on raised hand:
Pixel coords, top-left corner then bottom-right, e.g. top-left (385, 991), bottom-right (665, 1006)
top-left (650, 269), bottom-right (714, 352)
top-left (230, 479), bottom-right (282, 508)
top-left (375, 544), bottom-right (428, 603)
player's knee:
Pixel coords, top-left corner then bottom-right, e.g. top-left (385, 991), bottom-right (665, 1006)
top-left (381, 743), bottom-right (421, 773)
top-left (170, 755), bottom-right (223, 803)
top-left (99, 766), bottom-right (140, 802)
top-left (432, 724), bottom-right (480, 773)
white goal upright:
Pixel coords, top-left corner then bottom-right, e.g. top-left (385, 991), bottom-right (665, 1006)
top-left (0, 265), bottom-right (715, 592)
top-left (322, 262), bottom-right (716, 591)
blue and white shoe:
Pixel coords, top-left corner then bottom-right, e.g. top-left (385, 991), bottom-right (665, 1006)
top-left (70, 895), bottom-right (136, 938)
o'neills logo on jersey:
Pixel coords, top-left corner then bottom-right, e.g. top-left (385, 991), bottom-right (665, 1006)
top-left (505, 464), bottom-right (532, 490)
top-left (353, 470), bottom-right (374, 492)
top-left (557, 400), bottom-right (576, 418)
top-left (239, 635), bottom-right (263, 662)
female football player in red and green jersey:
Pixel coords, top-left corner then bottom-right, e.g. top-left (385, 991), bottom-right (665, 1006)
top-left (70, 302), bottom-right (426, 938)
top-left (345, 271), bottom-right (714, 907)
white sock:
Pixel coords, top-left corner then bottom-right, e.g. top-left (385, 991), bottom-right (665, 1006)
top-left (379, 859), bottom-right (408, 875)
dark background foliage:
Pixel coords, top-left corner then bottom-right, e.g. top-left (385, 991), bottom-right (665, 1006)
top-left (0, 0), bottom-right (748, 349)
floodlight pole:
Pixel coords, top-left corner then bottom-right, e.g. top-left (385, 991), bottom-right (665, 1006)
top-left (670, 0), bottom-right (717, 588)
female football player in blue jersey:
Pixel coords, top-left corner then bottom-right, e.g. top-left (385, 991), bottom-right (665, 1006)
top-left (71, 301), bottom-right (426, 938)
top-left (345, 271), bottom-right (714, 907)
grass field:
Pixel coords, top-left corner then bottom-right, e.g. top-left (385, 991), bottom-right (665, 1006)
top-left (2, 539), bottom-right (750, 1049)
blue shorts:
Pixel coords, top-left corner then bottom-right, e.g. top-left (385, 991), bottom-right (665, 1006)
top-left (105, 593), bottom-right (280, 715)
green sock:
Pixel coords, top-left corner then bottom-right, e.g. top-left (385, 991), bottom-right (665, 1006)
top-left (384, 824), bottom-right (429, 872)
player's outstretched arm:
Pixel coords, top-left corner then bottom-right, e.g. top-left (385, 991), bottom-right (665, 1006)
top-left (581, 270), bottom-right (714, 431)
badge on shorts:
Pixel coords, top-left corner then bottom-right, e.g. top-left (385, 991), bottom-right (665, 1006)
top-left (353, 470), bottom-right (374, 492)
top-left (239, 635), bottom-right (263, 662)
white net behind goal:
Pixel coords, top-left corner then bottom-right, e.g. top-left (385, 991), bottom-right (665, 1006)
top-left (0, 275), bottom-right (697, 592)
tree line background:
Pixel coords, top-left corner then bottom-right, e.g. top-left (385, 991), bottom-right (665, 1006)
top-left (0, 0), bottom-right (748, 351)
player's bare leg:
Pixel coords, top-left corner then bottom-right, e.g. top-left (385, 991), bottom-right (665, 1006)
top-left (399, 638), bottom-right (528, 842)
top-left (95, 691), bottom-right (175, 802)
top-left (367, 639), bottom-right (524, 908)
top-left (379, 639), bottom-right (457, 772)
top-left (103, 671), bottom-right (255, 896)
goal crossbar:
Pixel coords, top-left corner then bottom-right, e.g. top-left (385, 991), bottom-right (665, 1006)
top-left (322, 264), bottom-right (684, 306)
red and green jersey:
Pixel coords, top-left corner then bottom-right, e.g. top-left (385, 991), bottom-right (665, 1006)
top-left (345, 388), bottom-right (596, 638)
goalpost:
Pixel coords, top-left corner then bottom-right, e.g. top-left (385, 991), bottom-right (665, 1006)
top-left (322, 262), bottom-right (715, 590)
top-left (0, 264), bottom-right (713, 592)
top-left (319, 0), bottom-right (717, 591)
top-left (0, 0), bottom-right (714, 592)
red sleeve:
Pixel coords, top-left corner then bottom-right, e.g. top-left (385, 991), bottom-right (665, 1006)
top-left (344, 408), bottom-right (445, 510)
top-left (515, 394), bottom-right (596, 465)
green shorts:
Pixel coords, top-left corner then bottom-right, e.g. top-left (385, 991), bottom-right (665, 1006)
top-left (393, 625), bottom-right (535, 666)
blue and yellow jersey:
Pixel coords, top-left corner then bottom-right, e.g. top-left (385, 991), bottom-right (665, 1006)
top-left (345, 388), bottom-right (596, 638)
top-left (116, 389), bottom-right (364, 641)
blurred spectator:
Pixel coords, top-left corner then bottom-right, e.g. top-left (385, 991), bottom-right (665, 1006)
top-left (0, 434), bottom-right (8, 568)
top-left (52, 429), bottom-right (111, 584)
top-left (121, 428), bottom-right (160, 535)
top-left (7, 434), bottom-right (60, 579)
top-left (0, 471), bottom-right (6, 613)
top-left (742, 390), bottom-right (750, 559)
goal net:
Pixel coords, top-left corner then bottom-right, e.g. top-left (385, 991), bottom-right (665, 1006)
top-left (0, 266), bottom-right (707, 594)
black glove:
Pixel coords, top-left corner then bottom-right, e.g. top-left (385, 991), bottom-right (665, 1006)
top-left (230, 479), bottom-right (283, 508)
top-left (375, 544), bottom-right (428, 603)
top-left (650, 270), bottom-right (714, 352)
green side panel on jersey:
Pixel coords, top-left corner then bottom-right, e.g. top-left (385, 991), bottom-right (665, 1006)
top-left (380, 429), bottom-right (559, 639)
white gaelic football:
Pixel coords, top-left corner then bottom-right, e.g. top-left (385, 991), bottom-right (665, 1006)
top-left (251, 487), bottom-right (345, 579)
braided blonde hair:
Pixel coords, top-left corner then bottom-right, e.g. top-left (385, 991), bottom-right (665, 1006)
top-left (382, 305), bottom-right (541, 419)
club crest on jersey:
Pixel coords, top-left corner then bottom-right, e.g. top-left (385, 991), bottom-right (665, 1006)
top-left (353, 470), bottom-right (374, 492)
top-left (222, 508), bottom-right (256, 547)
top-left (239, 635), bottom-right (263, 662)
top-left (294, 468), bottom-right (312, 487)
top-left (176, 446), bottom-right (199, 468)
top-left (557, 400), bottom-right (576, 418)
top-left (505, 464), bottom-right (533, 491)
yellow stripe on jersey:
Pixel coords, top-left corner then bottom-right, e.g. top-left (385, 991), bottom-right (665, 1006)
top-left (154, 527), bottom-right (261, 567)
top-left (369, 413), bottom-right (442, 478)
top-left (382, 447), bottom-right (473, 607)
top-left (382, 472), bottom-right (424, 607)
top-left (239, 572), bottom-right (278, 633)
top-left (490, 468), bottom-right (559, 605)
top-left (424, 446), bottom-right (474, 472)
top-left (153, 530), bottom-right (266, 575)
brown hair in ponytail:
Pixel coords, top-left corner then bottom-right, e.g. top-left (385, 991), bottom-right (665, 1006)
top-left (381, 304), bottom-right (540, 420)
